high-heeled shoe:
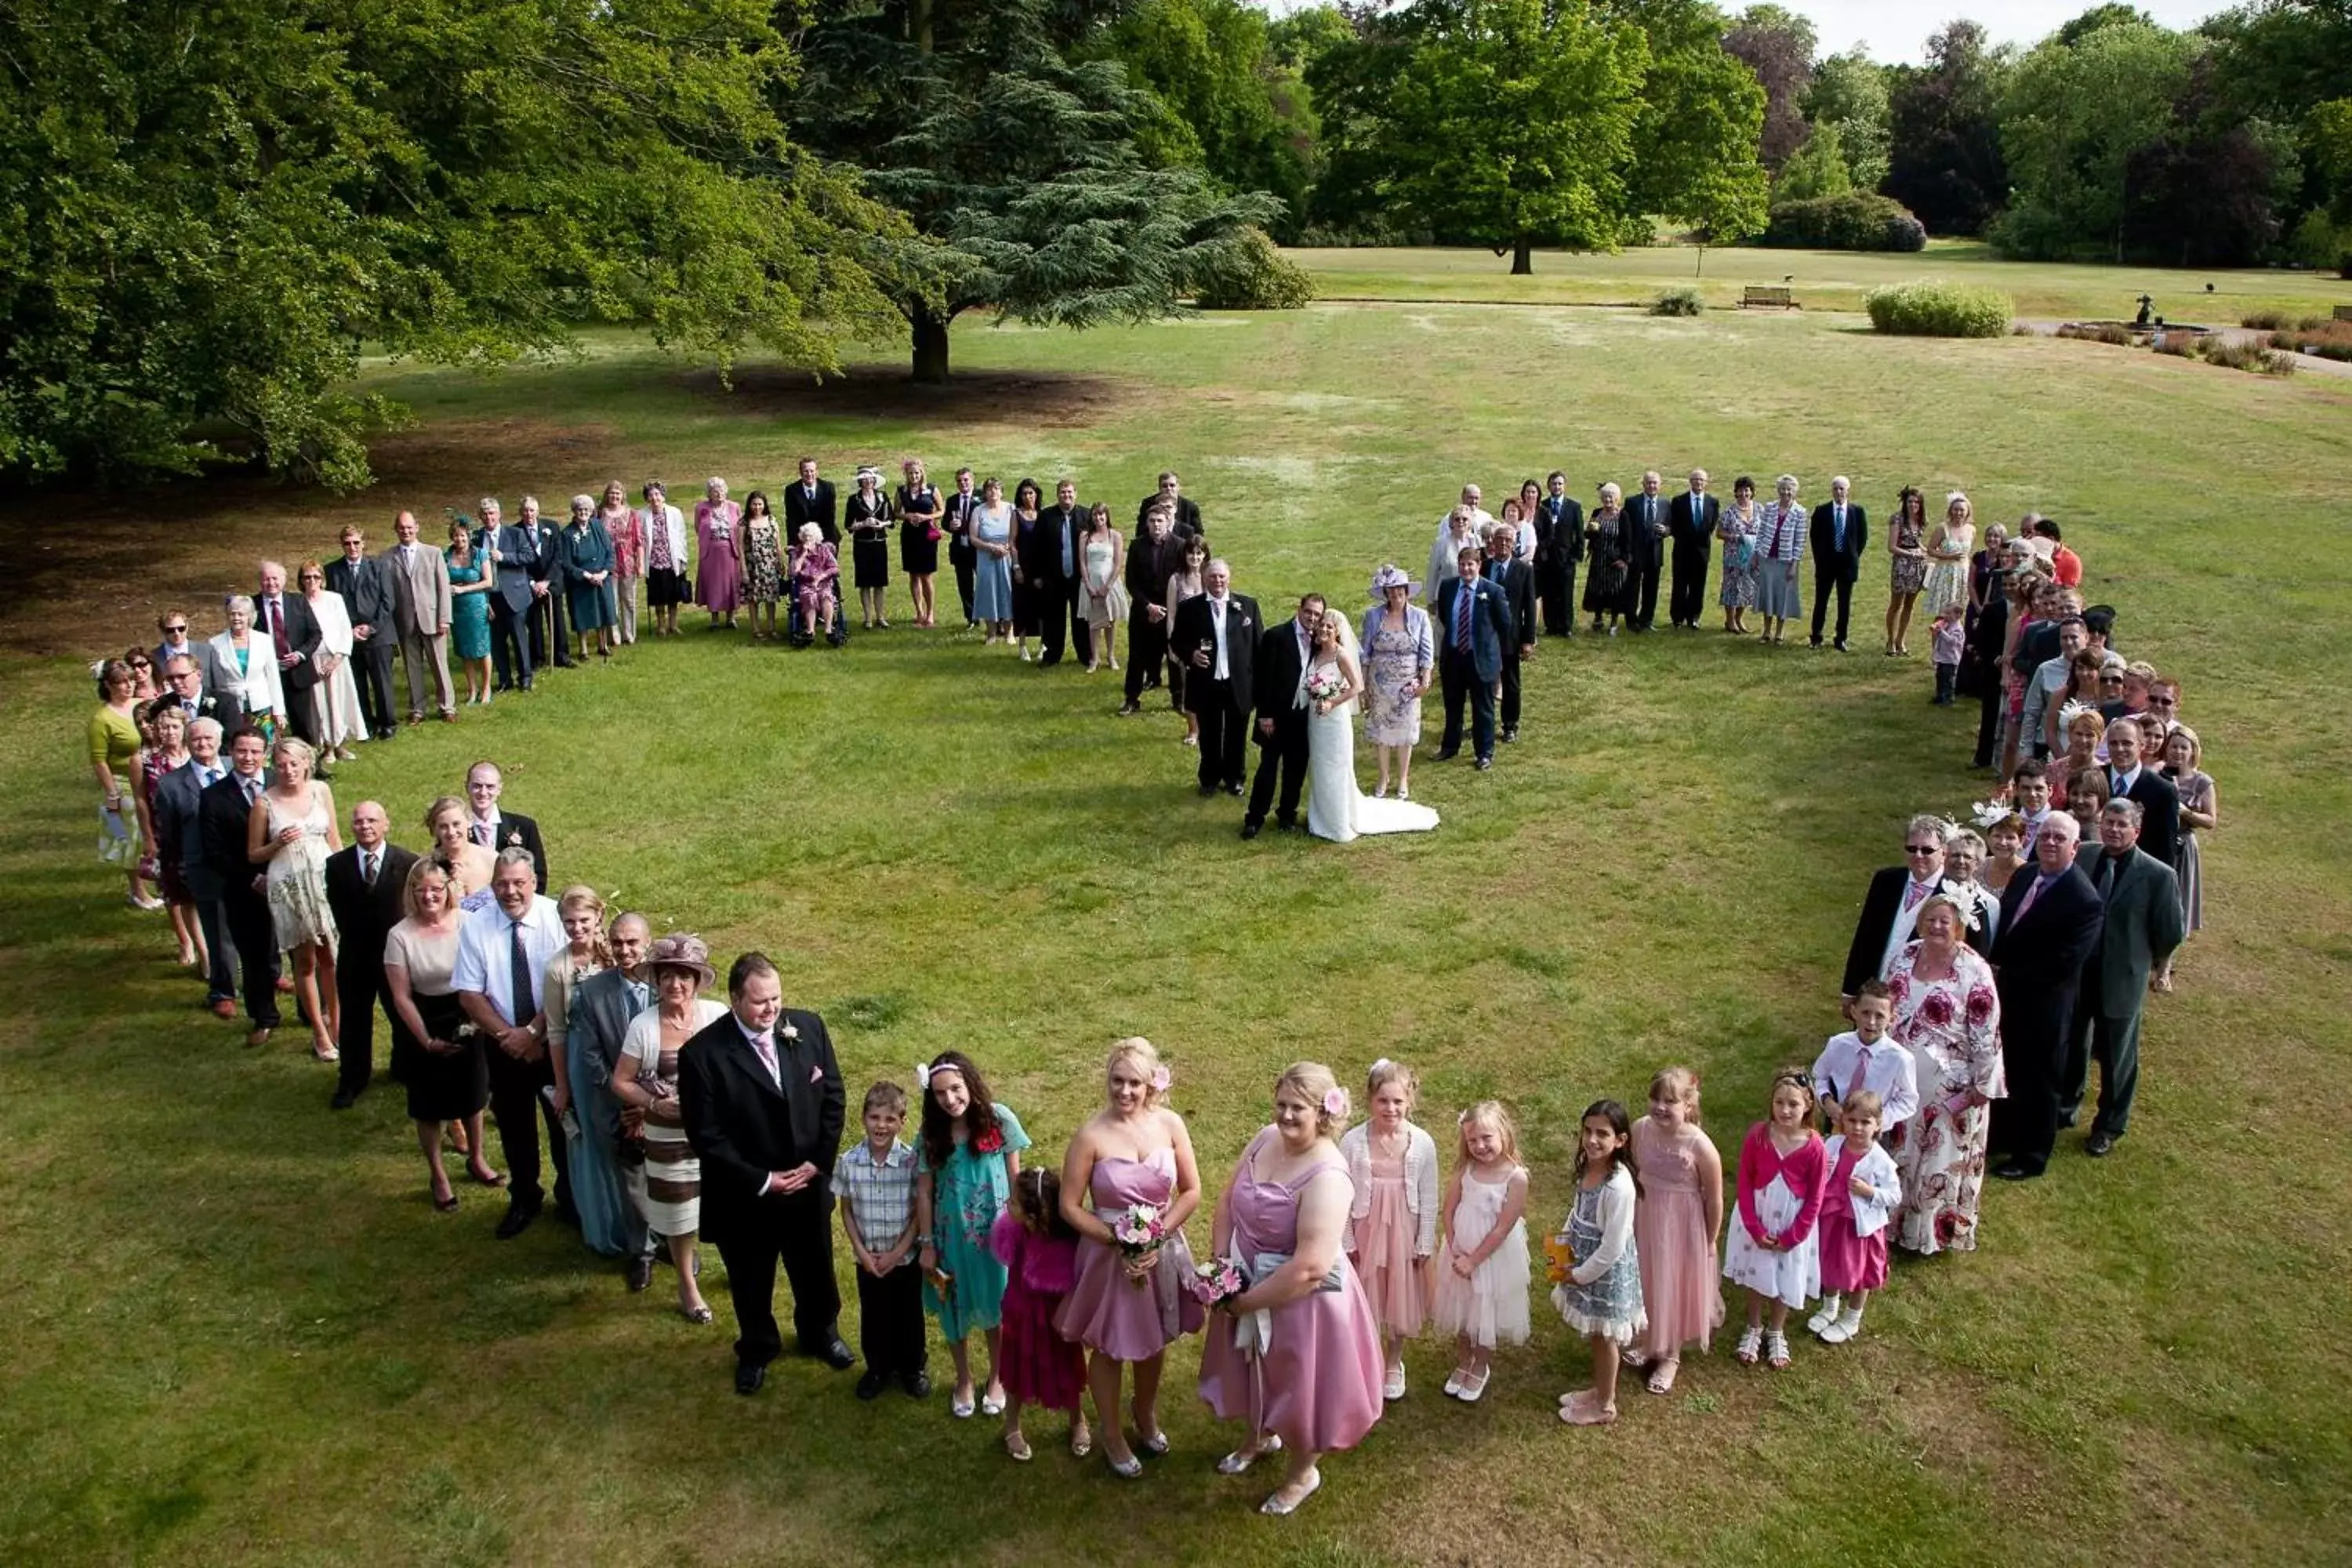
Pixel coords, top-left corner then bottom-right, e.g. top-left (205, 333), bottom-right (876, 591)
top-left (1260, 1468), bottom-right (1321, 1516)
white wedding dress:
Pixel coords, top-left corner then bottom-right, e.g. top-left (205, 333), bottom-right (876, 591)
top-left (1305, 617), bottom-right (1440, 843)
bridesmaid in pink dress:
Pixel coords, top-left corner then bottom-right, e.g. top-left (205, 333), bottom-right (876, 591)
top-left (1620, 1066), bottom-right (1726, 1396)
top-left (1198, 1062), bottom-right (1384, 1517)
top-left (1056, 1039), bottom-right (1204, 1478)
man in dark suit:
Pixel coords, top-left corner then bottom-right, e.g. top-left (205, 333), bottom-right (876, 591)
top-left (1988, 811), bottom-right (2107, 1181)
top-left (201, 728), bottom-right (283, 1045)
top-left (463, 760), bottom-right (548, 891)
top-left (1025, 479), bottom-right (1090, 669)
top-left (323, 800), bottom-right (419, 1110)
top-left (1840, 816), bottom-right (1953, 1004)
top-left (1667, 468), bottom-right (1720, 630)
top-left (1169, 559), bottom-right (1258, 797)
top-left (325, 524), bottom-right (400, 740)
top-left (1135, 471), bottom-right (1201, 539)
top-left (255, 561), bottom-right (325, 747)
top-left (2100, 718), bottom-right (2179, 867)
top-left (153, 610), bottom-right (234, 697)
top-left (1534, 471), bottom-right (1584, 638)
top-left (1242, 593), bottom-right (1323, 839)
top-left (1484, 524), bottom-right (1534, 742)
top-left (1808, 476), bottom-right (1868, 650)
top-left (677, 951), bottom-right (854, 1395)
top-left (162, 655), bottom-right (245, 736)
top-left (941, 468), bottom-right (979, 627)
top-left (1120, 506), bottom-right (1186, 716)
top-left (784, 457), bottom-right (839, 546)
top-left (567, 914), bottom-right (661, 1290)
top-left (156, 718), bottom-right (239, 1016)
top-left (523, 495), bottom-right (571, 671)
top-left (2059, 799), bottom-right (2183, 1160)
top-left (477, 497), bottom-right (536, 693)
top-left (1435, 546), bottom-right (1512, 769)
top-left (1623, 470), bottom-right (1668, 631)
top-left (1967, 572), bottom-right (2012, 768)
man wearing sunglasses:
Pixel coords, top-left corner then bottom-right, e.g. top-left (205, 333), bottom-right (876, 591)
top-left (1839, 815), bottom-right (1988, 1014)
top-left (153, 611), bottom-right (231, 697)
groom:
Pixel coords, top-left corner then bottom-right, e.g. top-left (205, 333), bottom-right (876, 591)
top-left (1171, 559), bottom-right (1260, 800)
top-left (1243, 593), bottom-right (1323, 840)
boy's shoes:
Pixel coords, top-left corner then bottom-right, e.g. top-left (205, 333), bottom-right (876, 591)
top-left (855, 1370), bottom-right (889, 1401)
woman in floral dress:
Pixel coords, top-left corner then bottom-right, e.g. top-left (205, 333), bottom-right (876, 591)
top-left (741, 491), bottom-right (784, 641)
top-left (1884, 485), bottom-right (1931, 656)
top-left (1883, 893), bottom-right (2003, 1256)
top-left (1715, 475), bottom-right (1760, 634)
top-left (1359, 564), bottom-right (1433, 800)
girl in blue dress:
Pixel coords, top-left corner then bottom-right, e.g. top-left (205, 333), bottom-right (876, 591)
top-left (916, 1050), bottom-right (1029, 1420)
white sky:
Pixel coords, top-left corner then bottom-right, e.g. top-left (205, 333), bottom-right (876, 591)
top-left (1249, 2), bottom-right (2230, 64)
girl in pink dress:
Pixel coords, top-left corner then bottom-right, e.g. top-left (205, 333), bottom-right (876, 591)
top-left (1339, 1058), bottom-right (1439, 1400)
top-left (989, 1168), bottom-right (1089, 1461)
top-left (1723, 1070), bottom-right (1830, 1371)
top-left (1198, 1063), bottom-right (1383, 1516)
top-left (1808, 1091), bottom-right (1903, 1346)
top-left (1621, 1066), bottom-right (1725, 1396)
top-left (1428, 1100), bottom-right (1531, 1403)
top-left (1055, 1038), bottom-right (1205, 1479)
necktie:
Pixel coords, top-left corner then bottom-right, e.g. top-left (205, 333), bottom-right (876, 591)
top-left (1455, 583), bottom-right (1472, 645)
top-left (2016, 874), bottom-right (2049, 920)
top-left (183, 698), bottom-right (197, 720)
top-left (627, 979), bottom-right (649, 1014)
top-left (268, 600), bottom-right (291, 660)
top-left (1835, 506), bottom-right (1846, 552)
top-left (509, 919), bottom-right (536, 1025)
top-left (750, 1031), bottom-right (779, 1086)
top-left (362, 850), bottom-right (379, 887)
top-left (243, 778), bottom-right (261, 806)
top-left (1904, 880), bottom-right (1929, 912)
top-left (1853, 1044), bottom-right (1871, 1094)
top-left (474, 821), bottom-right (492, 848)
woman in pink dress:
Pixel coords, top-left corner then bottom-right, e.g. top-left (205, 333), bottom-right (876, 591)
top-left (1884, 894), bottom-right (2004, 1256)
top-left (1198, 1062), bottom-right (1383, 1517)
top-left (1056, 1039), bottom-right (1203, 1478)
top-left (694, 476), bottom-right (742, 628)
top-left (600, 481), bottom-right (644, 645)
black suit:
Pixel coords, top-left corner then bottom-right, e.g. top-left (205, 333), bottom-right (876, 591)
top-left (528, 519), bottom-right (569, 667)
top-left (326, 555), bottom-right (399, 736)
top-left (483, 522), bottom-right (536, 689)
top-left (157, 759), bottom-right (239, 1004)
top-left (941, 491), bottom-right (979, 623)
top-left (168, 690), bottom-right (246, 739)
top-left (1988, 862), bottom-right (2106, 1174)
top-left (1807, 501), bottom-right (1868, 646)
top-left (1171, 592), bottom-right (1260, 791)
top-left (1534, 493), bottom-right (1584, 637)
top-left (469, 811), bottom-right (548, 893)
top-left (1247, 617), bottom-right (1313, 829)
top-left (678, 1007), bottom-right (847, 1370)
top-left (1022, 505), bottom-right (1091, 667)
top-left (1667, 491), bottom-right (1719, 627)
top-left (1435, 574), bottom-right (1512, 761)
top-left (200, 771), bottom-right (281, 1029)
top-left (1623, 492), bottom-right (1669, 630)
top-left (2104, 767), bottom-right (2180, 868)
top-left (1488, 555), bottom-right (1534, 734)
top-left (1966, 595), bottom-right (2009, 768)
top-left (324, 841), bottom-right (419, 1099)
top-left (1838, 868), bottom-right (1991, 996)
top-left (1123, 532), bottom-right (1186, 706)
top-left (785, 481), bottom-right (840, 546)
top-left (1135, 495), bottom-right (1202, 539)
top-left (255, 593), bottom-right (324, 745)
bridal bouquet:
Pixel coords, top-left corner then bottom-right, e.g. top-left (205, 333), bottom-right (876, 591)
top-left (1186, 1258), bottom-right (1247, 1311)
top-left (1305, 669), bottom-right (1344, 704)
top-left (1109, 1203), bottom-right (1167, 1287)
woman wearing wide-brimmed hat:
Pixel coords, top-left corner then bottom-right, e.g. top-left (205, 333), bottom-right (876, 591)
top-left (614, 933), bottom-right (728, 1322)
top-left (847, 464), bottom-right (895, 629)
top-left (1359, 565), bottom-right (1434, 802)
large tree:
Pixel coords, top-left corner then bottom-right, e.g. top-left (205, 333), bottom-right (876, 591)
top-left (1604, 0), bottom-right (1771, 244)
top-left (1804, 49), bottom-right (1893, 191)
top-left (1883, 21), bottom-right (2014, 236)
top-left (1991, 21), bottom-right (2199, 260)
top-left (1094, 0), bottom-right (1316, 230)
top-left (1723, 2), bottom-right (1817, 168)
top-left (792, 0), bottom-right (1277, 380)
top-left (0, 0), bottom-right (899, 486)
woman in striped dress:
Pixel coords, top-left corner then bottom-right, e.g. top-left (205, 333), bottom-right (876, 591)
top-left (614, 934), bottom-right (728, 1323)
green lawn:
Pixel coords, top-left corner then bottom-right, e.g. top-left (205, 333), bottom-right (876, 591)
top-left (1292, 238), bottom-right (2352, 321)
top-left (4, 292), bottom-right (2350, 1566)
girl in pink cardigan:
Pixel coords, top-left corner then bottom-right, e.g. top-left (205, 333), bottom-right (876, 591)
top-left (1722, 1069), bottom-right (1829, 1370)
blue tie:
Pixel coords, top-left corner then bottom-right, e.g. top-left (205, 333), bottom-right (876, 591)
top-left (1455, 584), bottom-right (1472, 646)
top-left (509, 920), bottom-right (535, 1025)
top-left (1834, 506), bottom-right (1846, 552)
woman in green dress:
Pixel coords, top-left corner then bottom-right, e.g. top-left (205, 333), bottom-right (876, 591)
top-left (444, 522), bottom-right (493, 705)
top-left (916, 1051), bottom-right (1029, 1420)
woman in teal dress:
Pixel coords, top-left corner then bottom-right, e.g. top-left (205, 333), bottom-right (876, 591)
top-left (916, 1051), bottom-right (1029, 1419)
top-left (557, 495), bottom-right (619, 661)
top-left (444, 524), bottom-right (493, 705)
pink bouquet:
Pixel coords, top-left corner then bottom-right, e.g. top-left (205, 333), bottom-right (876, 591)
top-left (1186, 1258), bottom-right (1247, 1310)
top-left (1109, 1202), bottom-right (1166, 1287)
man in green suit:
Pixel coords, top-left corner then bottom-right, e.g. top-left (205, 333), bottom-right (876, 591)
top-left (2060, 797), bottom-right (2185, 1159)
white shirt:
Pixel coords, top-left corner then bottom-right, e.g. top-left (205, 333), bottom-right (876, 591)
top-left (470, 809), bottom-right (505, 848)
top-left (451, 895), bottom-right (565, 1026)
top-left (1811, 1029), bottom-right (1922, 1127)
top-left (1208, 594), bottom-right (1230, 681)
top-left (2111, 765), bottom-right (2141, 796)
top-left (1876, 879), bottom-right (1940, 979)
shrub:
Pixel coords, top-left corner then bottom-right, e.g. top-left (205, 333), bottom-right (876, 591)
top-left (1189, 229), bottom-right (1315, 310)
top-left (1866, 280), bottom-right (2013, 338)
top-left (2241, 310), bottom-right (2332, 332)
top-left (2205, 337), bottom-right (2296, 375)
top-left (2057, 322), bottom-right (2136, 346)
top-left (1648, 286), bottom-right (1704, 317)
top-left (2269, 322), bottom-right (2352, 362)
top-left (2151, 336), bottom-right (2197, 358)
top-left (1759, 192), bottom-right (1928, 253)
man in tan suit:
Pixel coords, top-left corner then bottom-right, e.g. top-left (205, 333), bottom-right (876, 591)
top-left (382, 510), bottom-right (456, 723)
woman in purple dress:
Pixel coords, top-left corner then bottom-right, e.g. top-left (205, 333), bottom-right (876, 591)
top-left (1198, 1062), bottom-right (1384, 1517)
top-left (694, 477), bottom-right (742, 629)
top-left (1056, 1039), bottom-right (1204, 1478)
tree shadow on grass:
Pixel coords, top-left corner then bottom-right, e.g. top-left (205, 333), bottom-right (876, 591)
top-left (667, 364), bottom-right (1146, 430)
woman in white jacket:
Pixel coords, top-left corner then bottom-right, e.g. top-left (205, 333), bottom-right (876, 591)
top-left (1338, 1059), bottom-right (1440, 1400)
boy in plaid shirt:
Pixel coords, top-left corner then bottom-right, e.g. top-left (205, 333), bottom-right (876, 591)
top-left (836, 1082), bottom-right (927, 1399)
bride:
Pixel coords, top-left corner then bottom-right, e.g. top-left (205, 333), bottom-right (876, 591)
top-left (1306, 609), bottom-right (1440, 843)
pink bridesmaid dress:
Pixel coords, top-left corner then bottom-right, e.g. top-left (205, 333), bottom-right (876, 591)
top-left (1055, 1149), bottom-right (1203, 1359)
top-left (1197, 1130), bottom-right (1384, 1453)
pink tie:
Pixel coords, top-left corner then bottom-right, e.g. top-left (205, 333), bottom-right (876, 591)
top-left (1904, 880), bottom-right (1929, 912)
top-left (750, 1033), bottom-right (779, 1085)
top-left (2016, 875), bottom-right (2047, 920)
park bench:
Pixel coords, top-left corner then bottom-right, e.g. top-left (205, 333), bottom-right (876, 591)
top-left (1741, 285), bottom-right (1795, 310)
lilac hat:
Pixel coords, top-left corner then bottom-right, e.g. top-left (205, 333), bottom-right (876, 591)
top-left (1370, 563), bottom-right (1417, 598)
top-left (648, 933), bottom-right (716, 987)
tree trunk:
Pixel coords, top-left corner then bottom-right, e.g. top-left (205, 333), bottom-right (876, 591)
top-left (911, 305), bottom-right (950, 384)
top-left (1511, 237), bottom-right (1534, 274)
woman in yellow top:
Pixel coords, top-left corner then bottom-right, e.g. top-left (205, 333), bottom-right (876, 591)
top-left (89, 658), bottom-right (159, 909)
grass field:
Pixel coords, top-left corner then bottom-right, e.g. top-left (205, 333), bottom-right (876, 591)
top-left (1293, 239), bottom-right (2352, 322)
top-left (3, 285), bottom-right (2350, 1566)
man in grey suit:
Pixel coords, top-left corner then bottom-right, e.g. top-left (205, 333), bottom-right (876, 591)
top-left (381, 510), bottom-right (456, 723)
top-left (2060, 798), bottom-right (2184, 1160)
top-left (153, 609), bottom-right (234, 696)
top-left (325, 524), bottom-right (400, 740)
top-left (565, 913), bottom-right (661, 1290)
top-left (153, 717), bottom-right (240, 1017)
top-left (477, 497), bottom-right (536, 694)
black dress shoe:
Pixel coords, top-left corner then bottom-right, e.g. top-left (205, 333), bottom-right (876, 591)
top-left (855, 1369), bottom-right (889, 1401)
top-left (735, 1362), bottom-right (766, 1396)
top-left (1240, 819), bottom-right (1261, 840)
top-left (1223, 782), bottom-right (1242, 797)
top-left (1117, 701), bottom-right (1141, 717)
top-left (902, 1370), bottom-right (931, 1399)
top-left (1475, 757), bottom-right (1493, 771)
top-left (1993, 1162), bottom-right (2041, 1181)
top-left (1501, 727), bottom-right (1518, 742)
top-left (328, 1087), bottom-right (359, 1110)
top-left (623, 1255), bottom-right (654, 1293)
top-left (805, 1337), bottom-right (856, 1370)
top-left (1197, 782), bottom-right (1218, 797)
top-left (1432, 749), bottom-right (1459, 763)
top-left (2085, 1131), bottom-right (2117, 1158)
top-left (1276, 817), bottom-right (1298, 832)
top-left (493, 1200), bottom-right (541, 1240)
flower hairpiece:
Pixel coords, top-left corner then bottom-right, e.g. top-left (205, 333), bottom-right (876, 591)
top-left (1151, 1065), bottom-right (1171, 1093)
top-left (1968, 799), bottom-right (2011, 829)
top-left (1370, 1057), bottom-right (1395, 1076)
top-left (1931, 882), bottom-right (1984, 931)
top-left (1322, 1087), bottom-right (1350, 1118)
top-left (2058, 699), bottom-right (2099, 731)
top-left (914, 1062), bottom-right (932, 1090)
